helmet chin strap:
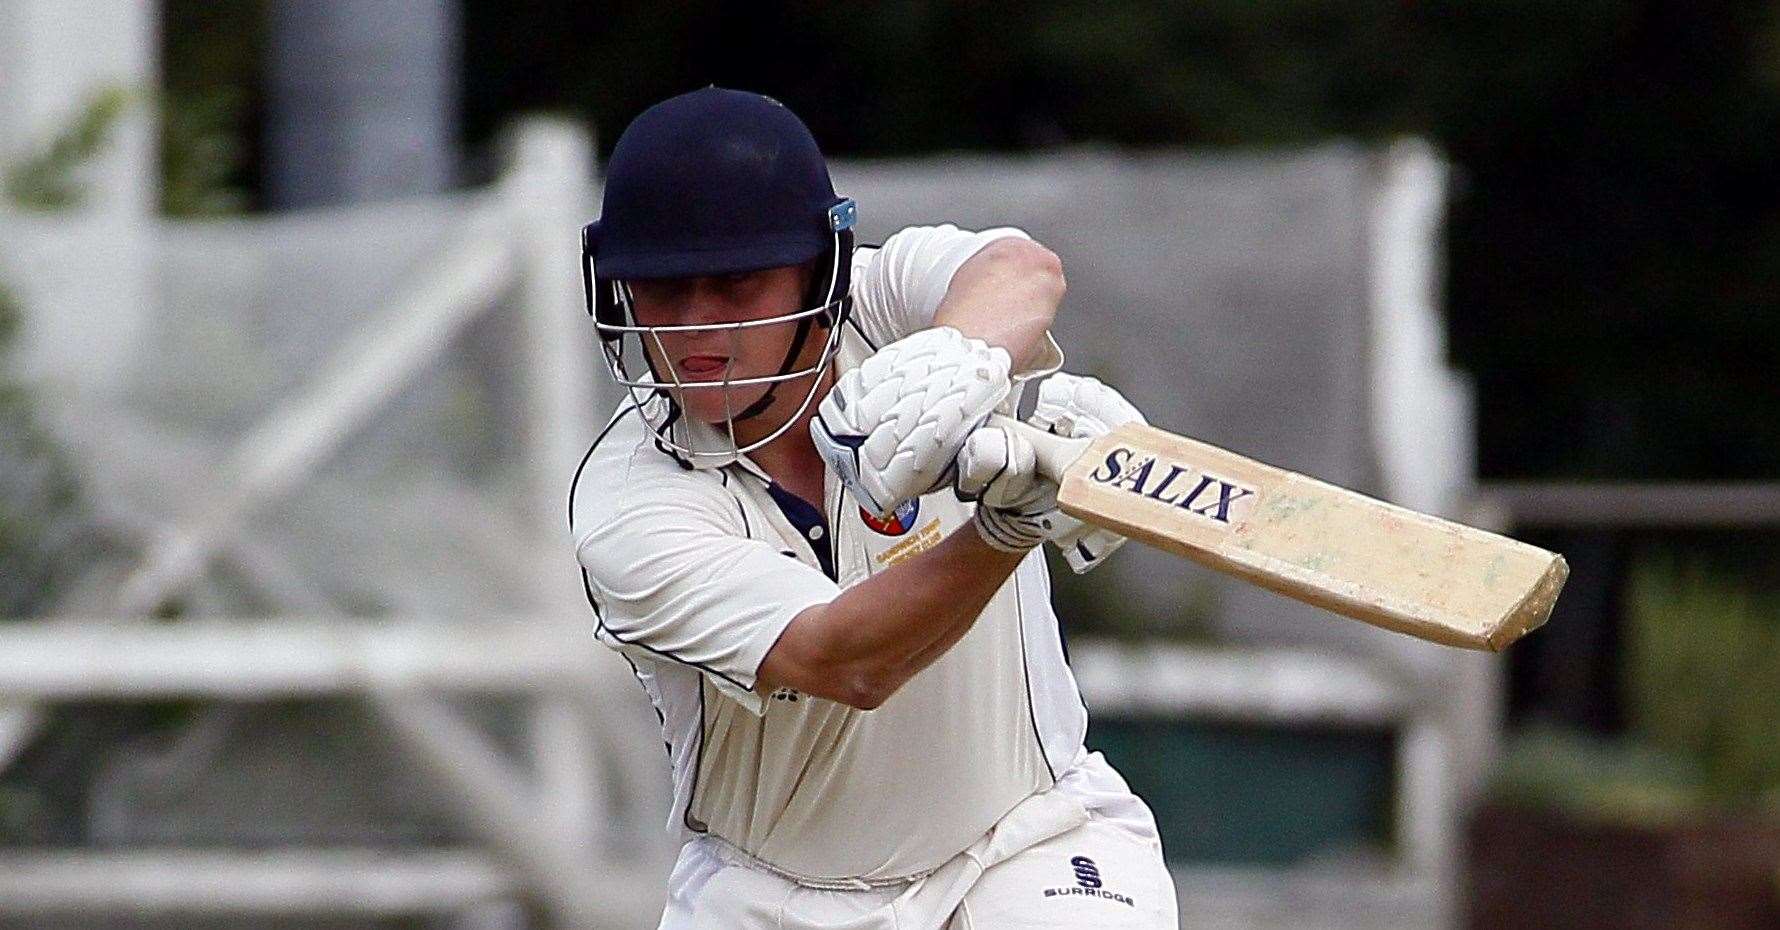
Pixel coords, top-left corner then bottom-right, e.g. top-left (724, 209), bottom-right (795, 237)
top-left (730, 240), bottom-right (846, 423)
top-left (729, 312), bottom-right (821, 422)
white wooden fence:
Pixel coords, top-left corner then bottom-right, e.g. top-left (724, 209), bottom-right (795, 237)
top-left (1, 120), bottom-right (668, 929)
top-left (0, 619), bottom-right (658, 927)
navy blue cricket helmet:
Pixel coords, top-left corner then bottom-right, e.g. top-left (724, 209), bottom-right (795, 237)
top-left (579, 87), bottom-right (860, 450)
top-left (581, 87), bottom-right (858, 339)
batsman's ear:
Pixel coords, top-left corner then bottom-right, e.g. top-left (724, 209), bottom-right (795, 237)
top-left (580, 222), bottom-right (601, 317)
top-left (583, 222), bottom-right (629, 343)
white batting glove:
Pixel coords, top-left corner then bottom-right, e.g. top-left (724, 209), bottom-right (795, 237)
top-left (955, 423), bottom-right (1067, 552)
top-left (813, 326), bottom-right (1011, 518)
top-left (1029, 372), bottom-right (1148, 572)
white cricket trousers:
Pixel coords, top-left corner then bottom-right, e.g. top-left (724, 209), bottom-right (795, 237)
top-left (656, 751), bottom-right (1179, 930)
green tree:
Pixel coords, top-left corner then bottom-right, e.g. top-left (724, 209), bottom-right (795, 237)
top-left (0, 91), bottom-right (125, 615)
top-left (3, 87), bottom-right (129, 211)
top-left (0, 284), bottom-right (91, 617)
top-left (159, 0), bottom-right (262, 215)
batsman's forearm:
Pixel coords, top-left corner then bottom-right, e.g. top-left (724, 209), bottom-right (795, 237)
top-left (933, 237), bottom-right (1064, 371)
top-left (760, 527), bottom-right (1025, 709)
top-left (840, 528), bottom-right (1024, 689)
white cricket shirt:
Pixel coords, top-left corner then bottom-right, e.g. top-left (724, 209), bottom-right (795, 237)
top-left (570, 225), bottom-right (1088, 885)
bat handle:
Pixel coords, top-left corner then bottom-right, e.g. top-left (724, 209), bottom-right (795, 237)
top-left (986, 414), bottom-right (1092, 485)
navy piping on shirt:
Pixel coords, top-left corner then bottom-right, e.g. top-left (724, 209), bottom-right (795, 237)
top-left (567, 406), bottom-right (634, 531)
top-left (718, 469), bottom-right (751, 537)
top-left (568, 405), bottom-right (754, 694)
top-left (845, 314), bottom-right (880, 353)
top-left (1011, 568), bottom-right (1058, 783)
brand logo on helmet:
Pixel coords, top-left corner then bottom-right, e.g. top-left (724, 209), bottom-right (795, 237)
top-left (860, 498), bottom-right (920, 536)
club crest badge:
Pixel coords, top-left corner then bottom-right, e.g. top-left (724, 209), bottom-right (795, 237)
top-left (860, 498), bottom-right (920, 536)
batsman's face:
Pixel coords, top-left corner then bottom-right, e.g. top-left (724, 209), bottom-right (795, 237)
top-left (627, 264), bottom-right (819, 427)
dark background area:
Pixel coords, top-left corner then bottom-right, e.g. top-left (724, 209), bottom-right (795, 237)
top-left (171, 0), bottom-right (1780, 481)
top-left (163, 0), bottom-right (1780, 736)
top-left (455, 0), bottom-right (1780, 483)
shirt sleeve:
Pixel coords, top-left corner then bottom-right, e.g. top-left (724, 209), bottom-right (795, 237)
top-left (575, 481), bottom-right (839, 715)
top-left (849, 224), bottom-right (1034, 348)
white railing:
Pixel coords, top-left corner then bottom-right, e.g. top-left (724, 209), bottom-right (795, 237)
top-left (0, 119), bottom-right (665, 929)
top-left (0, 618), bottom-right (661, 927)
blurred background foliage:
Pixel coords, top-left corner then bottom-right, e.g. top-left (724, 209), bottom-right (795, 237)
top-left (3, 87), bottom-right (131, 211)
top-left (0, 90), bottom-right (121, 617)
top-left (1484, 725), bottom-right (1701, 826)
top-left (1491, 554), bottom-right (1780, 823)
top-left (1625, 557), bottom-right (1780, 807)
top-left (159, 0), bottom-right (260, 216)
top-left (0, 279), bottom-right (87, 618)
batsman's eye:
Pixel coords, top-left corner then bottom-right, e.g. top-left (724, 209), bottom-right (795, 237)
top-left (629, 279), bottom-right (693, 307)
top-left (714, 271), bottom-right (771, 301)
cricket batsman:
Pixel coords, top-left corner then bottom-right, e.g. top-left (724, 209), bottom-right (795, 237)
top-left (570, 86), bottom-right (1179, 929)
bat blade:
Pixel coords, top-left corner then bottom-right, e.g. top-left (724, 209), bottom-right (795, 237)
top-left (1004, 418), bottom-right (1566, 651)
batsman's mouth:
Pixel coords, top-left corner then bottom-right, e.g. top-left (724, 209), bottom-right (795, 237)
top-left (677, 354), bottom-right (732, 378)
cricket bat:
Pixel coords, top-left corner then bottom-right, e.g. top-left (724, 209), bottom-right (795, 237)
top-left (994, 416), bottom-right (1567, 651)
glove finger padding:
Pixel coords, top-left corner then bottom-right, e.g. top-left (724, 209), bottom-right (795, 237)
top-left (958, 425), bottom-right (1068, 553)
top-left (1027, 372), bottom-right (1147, 571)
top-left (1030, 371), bottom-right (1147, 438)
top-left (814, 327), bottom-right (1011, 518)
top-left (956, 424), bottom-right (1043, 509)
